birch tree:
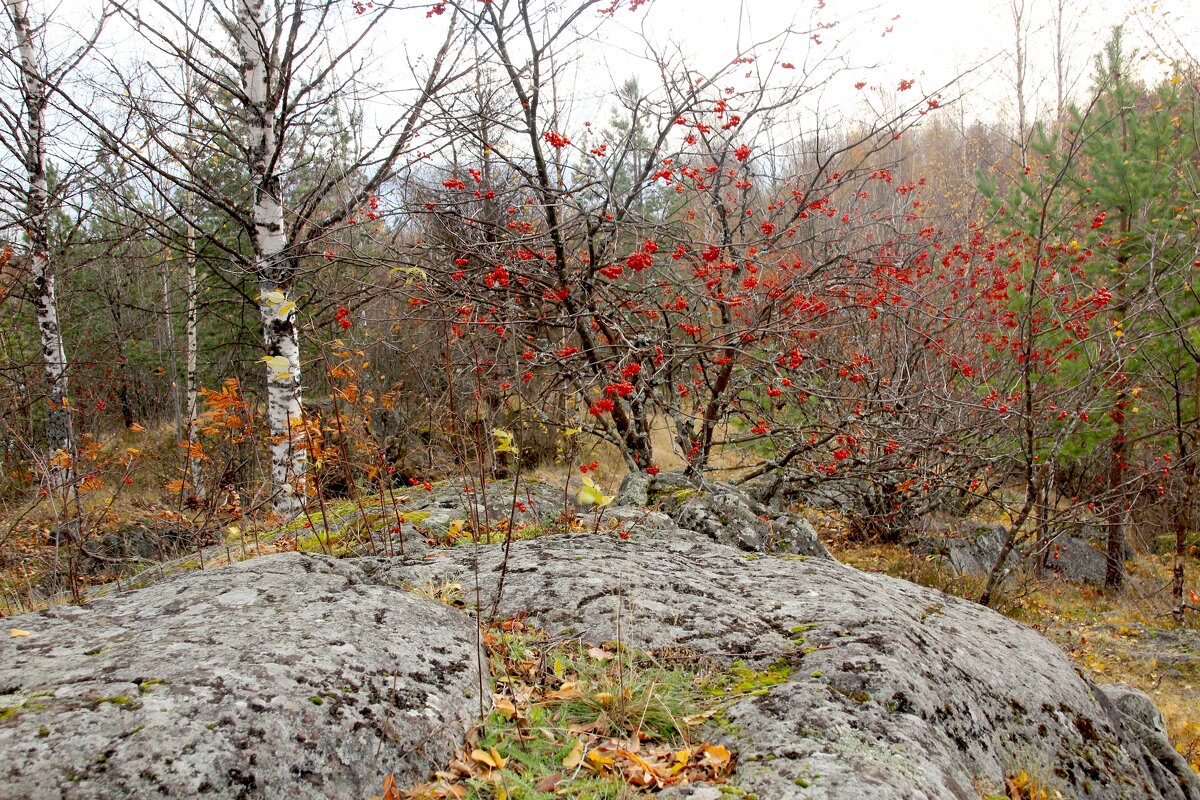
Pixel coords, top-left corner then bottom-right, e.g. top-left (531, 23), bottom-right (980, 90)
top-left (0, 0), bottom-right (106, 489)
top-left (96, 0), bottom-right (463, 516)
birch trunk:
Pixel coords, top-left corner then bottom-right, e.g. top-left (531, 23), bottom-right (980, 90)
top-left (236, 0), bottom-right (305, 517)
top-left (184, 216), bottom-right (203, 498)
top-left (7, 0), bottom-right (73, 489)
top-left (183, 87), bottom-right (203, 498)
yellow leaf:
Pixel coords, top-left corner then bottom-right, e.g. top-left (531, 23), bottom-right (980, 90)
top-left (493, 428), bottom-right (519, 455)
top-left (577, 476), bottom-right (614, 507)
top-left (700, 743), bottom-right (732, 768)
top-left (261, 355), bottom-right (292, 382)
top-left (492, 694), bottom-right (517, 718)
top-left (547, 681), bottom-right (582, 701)
top-left (129, 423), bottom-right (145, 432)
top-left (447, 519), bottom-right (468, 540)
top-left (10, 629), bottom-right (31, 637)
top-left (470, 748), bottom-right (500, 769)
top-left (562, 739), bottom-right (584, 769)
top-left (585, 750), bottom-right (615, 773)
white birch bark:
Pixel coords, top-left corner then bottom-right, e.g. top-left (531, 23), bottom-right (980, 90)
top-left (235, 0), bottom-right (305, 517)
top-left (182, 87), bottom-right (203, 499)
top-left (6, 0), bottom-right (73, 489)
top-left (184, 214), bottom-right (203, 497)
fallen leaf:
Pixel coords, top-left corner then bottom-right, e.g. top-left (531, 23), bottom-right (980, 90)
top-left (9, 629), bottom-right (30, 638)
top-left (562, 739), bottom-right (584, 768)
top-left (701, 742), bottom-right (733, 770)
top-left (491, 694), bottom-right (517, 718)
top-left (585, 749), bottom-right (615, 773)
top-left (470, 746), bottom-right (507, 771)
top-left (568, 711), bottom-right (611, 734)
top-left (617, 748), bottom-right (672, 784)
top-left (546, 681), bottom-right (581, 701)
top-left (534, 773), bottom-right (563, 792)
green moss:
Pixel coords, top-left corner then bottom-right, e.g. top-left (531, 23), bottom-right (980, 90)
top-left (37, 725), bottom-right (49, 738)
top-left (710, 658), bottom-right (793, 698)
top-left (647, 484), bottom-right (701, 504)
top-left (138, 679), bottom-right (167, 694)
top-left (309, 696), bottom-right (324, 706)
top-left (717, 787), bottom-right (758, 798)
top-left (91, 695), bottom-right (136, 709)
top-left (403, 511), bottom-right (431, 526)
top-left (296, 527), bottom-right (346, 555)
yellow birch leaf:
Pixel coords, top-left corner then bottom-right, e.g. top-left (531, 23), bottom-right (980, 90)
top-left (578, 476), bottom-right (614, 507)
top-left (261, 356), bottom-right (291, 382)
top-left (562, 739), bottom-right (584, 769)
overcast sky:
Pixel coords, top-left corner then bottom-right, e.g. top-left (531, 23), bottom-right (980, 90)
top-left (37, 0), bottom-right (1200, 134)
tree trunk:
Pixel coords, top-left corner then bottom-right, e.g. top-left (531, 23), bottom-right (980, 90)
top-left (185, 216), bottom-right (203, 498)
top-left (1174, 366), bottom-right (1200, 622)
top-left (236, 0), bottom-right (305, 517)
top-left (7, 0), bottom-right (74, 489)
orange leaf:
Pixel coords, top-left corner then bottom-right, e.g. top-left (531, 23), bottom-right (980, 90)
top-left (380, 773), bottom-right (400, 800)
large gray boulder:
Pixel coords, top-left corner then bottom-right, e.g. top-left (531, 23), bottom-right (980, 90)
top-left (4, 515), bottom-right (1196, 800)
top-left (361, 534), bottom-right (1200, 800)
top-left (0, 553), bottom-right (485, 800)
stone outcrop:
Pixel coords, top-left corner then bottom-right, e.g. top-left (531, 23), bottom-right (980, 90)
top-left (0, 554), bottom-right (485, 800)
top-left (364, 532), bottom-right (1199, 800)
top-left (2, 478), bottom-right (1196, 799)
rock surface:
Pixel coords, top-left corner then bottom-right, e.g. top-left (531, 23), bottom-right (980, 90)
top-left (643, 471), bottom-right (830, 558)
top-left (339, 474), bottom-right (829, 560)
top-left (362, 533), bottom-right (1200, 800)
top-left (914, 519), bottom-right (1117, 586)
top-left (3, 485), bottom-right (1197, 800)
top-left (0, 553), bottom-right (485, 800)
